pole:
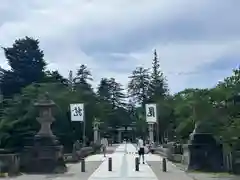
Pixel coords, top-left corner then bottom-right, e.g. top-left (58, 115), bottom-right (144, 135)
top-left (83, 116), bottom-right (86, 146)
top-left (156, 121), bottom-right (159, 144)
top-left (108, 157), bottom-right (112, 171)
top-left (135, 157), bottom-right (139, 171)
top-left (81, 159), bottom-right (85, 172)
top-left (162, 158), bottom-right (167, 172)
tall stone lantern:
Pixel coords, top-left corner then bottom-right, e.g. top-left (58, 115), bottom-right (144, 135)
top-left (20, 92), bottom-right (66, 173)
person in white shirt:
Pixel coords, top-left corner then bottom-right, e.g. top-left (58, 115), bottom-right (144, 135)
top-left (137, 137), bottom-right (145, 164)
top-left (101, 137), bottom-right (108, 157)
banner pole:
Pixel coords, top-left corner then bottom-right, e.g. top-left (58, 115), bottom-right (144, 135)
top-left (83, 108), bottom-right (86, 146)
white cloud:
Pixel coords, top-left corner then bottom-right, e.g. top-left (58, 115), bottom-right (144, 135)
top-left (0, 0), bottom-right (239, 93)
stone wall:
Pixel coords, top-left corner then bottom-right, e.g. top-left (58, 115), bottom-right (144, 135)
top-left (232, 151), bottom-right (240, 174)
top-left (0, 153), bottom-right (20, 176)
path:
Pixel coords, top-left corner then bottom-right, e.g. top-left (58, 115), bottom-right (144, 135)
top-left (9, 143), bottom-right (237, 180)
top-left (88, 143), bottom-right (158, 180)
top-left (10, 145), bottom-right (118, 180)
top-left (88, 143), bottom-right (193, 180)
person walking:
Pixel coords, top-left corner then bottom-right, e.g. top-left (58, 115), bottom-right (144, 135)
top-left (137, 137), bottom-right (145, 164)
top-left (101, 137), bottom-right (108, 157)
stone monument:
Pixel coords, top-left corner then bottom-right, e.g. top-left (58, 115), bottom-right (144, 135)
top-left (93, 119), bottom-right (101, 144)
top-left (117, 127), bottom-right (124, 143)
top-left (20, 92), bottom-right (66, 173)
top-left (148, 123), bottom-right (154, 142)
top-left (183, 122), bottom-right (223, 172)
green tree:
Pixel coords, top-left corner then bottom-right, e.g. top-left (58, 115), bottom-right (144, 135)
top-left (0, 37), bottom-right (46, 97)
top-left (108, 78), bottom-right (125, 108)
top-left (75, 64), bottom-right (93, 84)
top-left (97, 78), bottom-right (125, 108)
top-left (128, 67), bottom-right (150, 106)
top-left (43, 70), bottom-right (68, 85)
top-left (96, 77), bottom-right (128, 136)
top-left (148, 50), bottom-right (168, 102)
top-left (170, 67), bottom-right (240, 147)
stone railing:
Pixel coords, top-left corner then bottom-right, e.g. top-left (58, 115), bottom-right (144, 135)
top-left (64, 144), bottom-right (102, 163)
top-left (232, 150), bottom-right (240, 174)
top-left (0, 153), bottom-right (20, 176)
top-left (153, 146), bottom-right (183, 163)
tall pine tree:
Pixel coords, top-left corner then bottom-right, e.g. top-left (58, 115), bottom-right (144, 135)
top-left (74, 64), bottom-right (93, 93)
top-left (128, 67), bottom-right (150, 106)
top-left (148, 50), bottom-right (168, 102)
top-left (97, 78), bottom-right (125, 108)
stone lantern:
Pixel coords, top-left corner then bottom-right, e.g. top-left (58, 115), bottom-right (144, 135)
top-left (20, 92), bottom-right (66, 173)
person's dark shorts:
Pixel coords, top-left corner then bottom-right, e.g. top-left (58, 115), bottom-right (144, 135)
top-left (138, 147), bottom-right (144, 155)
top-left (102, 146), bottom-right (106, 152)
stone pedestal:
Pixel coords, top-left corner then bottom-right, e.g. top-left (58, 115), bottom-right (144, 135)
top-left (93, 119), bottom-right (102, 144)
top-left (117, 127), bottom-right (125, 143)
top-left (94, 129), bottom-right (98, 143)
top-left (20, 93), bottom-right (66, 173)
top-left (93, 124), bottom-right (99, 144)
top-left (148, 123), bottom-right (154, 142)
top-left (118, 130), bottom-right (122, 143)
top-left (21, 136), bottom-right (64, 173)
top-left (183, 133), bottom-right (223, 172)
top-left (232, 150), bottom-right (240, 174)
top-left (98, 131), bottom-right (101, 142)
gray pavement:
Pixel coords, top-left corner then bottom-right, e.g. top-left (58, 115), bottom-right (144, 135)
top-left (9, 161), bottom-right (102, 180)
top-left (7, 145), bottom-right (120, 180)
top-left (6, 144), bottom-right (240, 180)
top-left (148, 156), bottom-right (239, 180)
top-left (148, 161), bottom-right (194, 180)
top-left (105, 144), bottom-right (119, 154)
top-left (187, 172), bottom-right (239, 180)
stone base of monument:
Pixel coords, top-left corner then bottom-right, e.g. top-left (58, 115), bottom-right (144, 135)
top-left (0, 149), bottom-right (20, 176)
top-left (232, 151), bottom-right (240, 174)
top-left (182, 133), bottom-right (223, 172)
top-left (20, 136), bottom-right (67, 174)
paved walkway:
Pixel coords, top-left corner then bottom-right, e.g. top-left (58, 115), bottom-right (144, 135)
top-left (88, 143), bottom-right (159, 180)
top-left (10, 143), bottom-right (238, 180)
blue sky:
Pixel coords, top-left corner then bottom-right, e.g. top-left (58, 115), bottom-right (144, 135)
top-left (0, 0), bottom-right (239, 93)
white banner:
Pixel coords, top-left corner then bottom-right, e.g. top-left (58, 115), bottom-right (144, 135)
top-left (70, 103), bottom-right (84, 122)
top-left (145, 104), bottom-right (157, 123)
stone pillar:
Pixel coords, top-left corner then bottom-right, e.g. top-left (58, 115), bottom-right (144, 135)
top-left (93, 123), bottom-right (99, 144)
top-left (148, 123), bottom-right (154, 142)
top-left (94, 129), bottom-right (98, 143)
top-left (93, 119), bottom-right (101, 144)
top-left (118, 130), bottom-right (122, 143)
top-left (98, 131), bottom-right (101, 143)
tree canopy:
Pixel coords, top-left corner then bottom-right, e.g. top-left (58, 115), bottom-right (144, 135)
top-left (0, 37), bottom-right (239, 152)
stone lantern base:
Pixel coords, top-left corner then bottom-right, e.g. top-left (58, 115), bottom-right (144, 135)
top-left (182, 133), bottom-right (223, 172)
top-left (20, 135), bottom-right (66, 173)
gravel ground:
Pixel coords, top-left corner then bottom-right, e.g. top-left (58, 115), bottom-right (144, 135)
top-left (147, 158), bottom-right (239, 180)
top-left (187, 172), bottom-right (239, 180)
top-left (147, 161), bottom-right (194, 180)
top-left (8, 161), bottom-right (102, 180)
top-left (7, 145), bottom-right (119, 180)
